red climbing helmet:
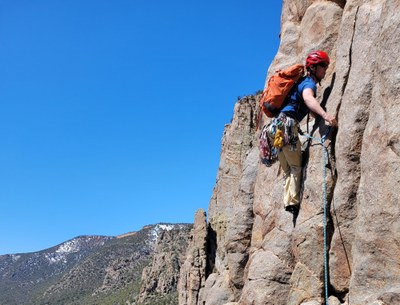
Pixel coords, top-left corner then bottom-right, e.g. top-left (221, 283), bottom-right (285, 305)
top-left (306, 50), bottom-right (330, 68)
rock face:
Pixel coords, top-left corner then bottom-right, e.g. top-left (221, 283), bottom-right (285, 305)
top-left (179, 95), bottom-right (259, 305)
top-left (202, 95), bottom-right (259, 305)
top-left (178, 209), bottom-right (208, 305)
top-left (139, 225), bottom-right (192, 304)
top-left (179, 0), bottom-right (400, 304)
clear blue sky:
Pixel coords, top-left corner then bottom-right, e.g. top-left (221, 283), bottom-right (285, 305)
top-left (0, 0), bottom-right (281, 255)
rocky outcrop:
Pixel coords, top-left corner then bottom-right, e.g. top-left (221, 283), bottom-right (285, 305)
top-left (179, 0), bottom-right (400, 304)
top-left (178, 209), bottom-right (208, 305)
top-left (201, 95), bottom-right (259, 305)
top-left (178, 96), bottom-right (259, 305)
top-left (138, 224), bottom-right (192, 304)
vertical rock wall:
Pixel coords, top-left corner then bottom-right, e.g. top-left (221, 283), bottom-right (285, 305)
top-left (330, 1), bottom-right (400, 304)
top-left (199, 96), bottom-right (259, 305)
top-left (179, 0), bottom-right (400, 304)
top-left (178, 210), bottom-right (208, 305)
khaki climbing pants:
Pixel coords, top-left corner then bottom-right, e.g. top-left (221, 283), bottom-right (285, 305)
top-left (277, 137), bottom-right (302, 208)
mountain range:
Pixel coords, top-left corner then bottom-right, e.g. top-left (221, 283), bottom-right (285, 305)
top-left (0, 223), bottom-right (192, 305)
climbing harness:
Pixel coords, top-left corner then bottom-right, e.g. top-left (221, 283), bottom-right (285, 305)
top-left (301, 126), bottom-right (331, 305)
top-left (259, 113), bottom-right (300, 166)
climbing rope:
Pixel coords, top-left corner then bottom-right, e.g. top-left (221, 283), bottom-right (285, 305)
top-left (323, 137), bottom-right (329, 305)
top-left (301, 127), bottom-right (331, 305)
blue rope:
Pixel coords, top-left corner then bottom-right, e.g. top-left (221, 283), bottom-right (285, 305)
top-left (301, 127), bottom-right (331, 143)
top-left (323, 139), bottom-right (329, 305)
top-left (302, 127), bottom-right (331, 305)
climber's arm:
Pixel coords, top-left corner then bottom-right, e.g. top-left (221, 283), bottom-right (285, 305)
top-left (303, 88), bottom-right (337, 126)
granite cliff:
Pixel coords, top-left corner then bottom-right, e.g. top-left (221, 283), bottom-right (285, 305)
top-left (179, 1), bottom-right (400, 304)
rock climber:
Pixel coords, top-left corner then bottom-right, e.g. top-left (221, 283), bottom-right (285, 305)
top-left (276, 50), bottom-right (338, 213)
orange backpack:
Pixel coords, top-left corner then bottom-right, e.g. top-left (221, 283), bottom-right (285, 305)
top-left (260, 64), bottom-right (305, 118)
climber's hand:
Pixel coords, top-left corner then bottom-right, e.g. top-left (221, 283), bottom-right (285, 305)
top-left (323, 113), bottom-right (337, 127)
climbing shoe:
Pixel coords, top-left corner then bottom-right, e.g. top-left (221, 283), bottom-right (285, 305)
top-left (285, 205), bottom-right (299, 214)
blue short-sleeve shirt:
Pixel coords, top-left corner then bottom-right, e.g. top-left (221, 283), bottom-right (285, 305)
top-left (280, 76), bottom-right (317, 122)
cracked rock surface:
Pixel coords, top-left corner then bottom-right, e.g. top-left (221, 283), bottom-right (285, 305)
top-left (179, 1), bottom-right (400, 304)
